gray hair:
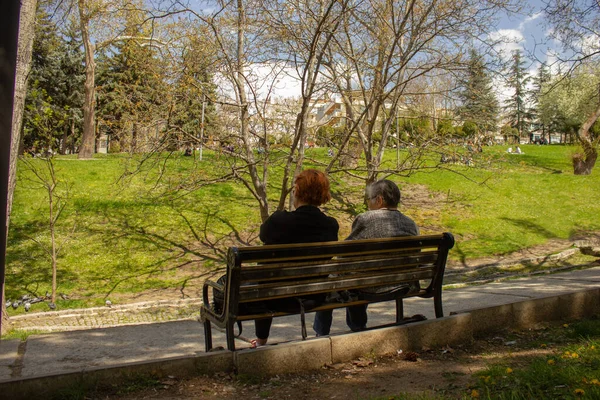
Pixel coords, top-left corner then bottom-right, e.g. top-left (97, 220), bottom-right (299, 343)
top-left (366, 179), bottom-right (401, 207)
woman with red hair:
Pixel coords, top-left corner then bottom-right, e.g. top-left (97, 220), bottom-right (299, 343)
top-left (251, 169), bottom-right (339, 347)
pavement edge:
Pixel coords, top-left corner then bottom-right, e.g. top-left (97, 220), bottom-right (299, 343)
top-left (1, 288), bottom-right (599, 399)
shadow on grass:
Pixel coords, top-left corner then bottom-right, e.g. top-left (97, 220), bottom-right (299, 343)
top-left (5, 224), bottom-right (80, 301)
top-left (78, 201), bottom-right (259, 299)
top-left (500, 217), bottom-right (557, 240)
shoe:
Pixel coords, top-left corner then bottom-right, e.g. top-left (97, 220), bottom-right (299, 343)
top-left (250, 338), bottom-right (268, 348)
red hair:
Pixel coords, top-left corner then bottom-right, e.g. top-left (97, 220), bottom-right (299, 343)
top-left (294, 169), bottom-right (332, 206)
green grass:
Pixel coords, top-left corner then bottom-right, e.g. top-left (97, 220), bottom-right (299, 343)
top-left (5, 144), bottom-right (600, 311)
top-left (469, 319), bottom-right (600, 400)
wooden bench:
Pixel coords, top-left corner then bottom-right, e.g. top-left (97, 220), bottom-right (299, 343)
top-left (200, 232), bottom-right (455, 351)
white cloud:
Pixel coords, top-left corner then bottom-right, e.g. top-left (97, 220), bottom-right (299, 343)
top-left (214, 62), bottom-right (303, 102)
top-left (519, 12), bottom-right (543, 31)
top-left (488, 29), bottom-right (525, 60)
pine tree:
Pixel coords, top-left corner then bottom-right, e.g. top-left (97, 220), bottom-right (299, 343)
top-left (504, 50), bottom-right (532, 141)
top-left (457, 49), bottom-right (499, 136)
top-left (23, 4), bottom-right (85, 155)
top-left (56, 22), bottom-right (85, 154)
top-left (22, 3), bottom-right (63, 153)
top-left (96, 14), bottom-right (167, 152)
top-left (529, 62), bottom-right (551, 141)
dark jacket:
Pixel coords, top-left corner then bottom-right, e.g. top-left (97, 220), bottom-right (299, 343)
top-left (260, 205), bottom-right (339, 245)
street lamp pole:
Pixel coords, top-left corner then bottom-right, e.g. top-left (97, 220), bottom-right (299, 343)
top-left (199, 93), bottom-right (206, 161)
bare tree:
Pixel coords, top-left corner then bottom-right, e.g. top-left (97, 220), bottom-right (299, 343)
top-left (322, 0), bottom-right (519, 191)
top-left (157, 0), bottom-right (348, 221)
top-left (20, 157), bottom-right (72, 304)
top-left (544, 0), bottom-right (600, 174)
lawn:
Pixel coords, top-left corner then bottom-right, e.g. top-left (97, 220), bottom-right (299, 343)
top-left (5, 144), bottom-right (600, 313)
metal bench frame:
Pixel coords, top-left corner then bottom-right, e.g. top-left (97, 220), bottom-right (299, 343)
top-left (200, 232), bottom-right (455, 351)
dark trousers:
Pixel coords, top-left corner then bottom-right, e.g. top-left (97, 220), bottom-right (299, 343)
top-left (255, 317), bottom-right (273, 340)
top-left (313, 304), bottom-right (368, 336)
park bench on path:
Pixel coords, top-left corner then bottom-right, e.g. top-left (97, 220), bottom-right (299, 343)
top-left (200, 232), bottom-right (455, 351)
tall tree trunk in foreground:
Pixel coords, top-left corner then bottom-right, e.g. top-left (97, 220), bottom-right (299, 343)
top-left (77, 0), bottom-right (96, 159)
top-left (2, 0), bottom-right (38, 335)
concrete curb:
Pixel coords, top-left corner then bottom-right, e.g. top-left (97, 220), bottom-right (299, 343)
top-left (1, 288), bottom-right (599, 399)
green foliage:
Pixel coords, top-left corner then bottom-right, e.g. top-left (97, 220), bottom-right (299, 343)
top-left (539, 66), bottom-right (600, 136)
top-left (436, 119), bottom-right (455, 137)
top-left (504, 50), bottom-right (532, 137)
top-left (398, 117), bottom-right (434, 143)
top-left (23, 4), bottom-right (84, 155)
top-left (316, 125), bottom-right (346, 147)
top-left (462, 120), bottom-right (478, 138)
top-left (457, 49), bottom-right (499, 134)
top-left (96, 11), bottom-right (169, 153)
top-left (529, 62), bottom-right (552, 137)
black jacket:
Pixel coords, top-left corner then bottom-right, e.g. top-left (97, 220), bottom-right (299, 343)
top-left (260, 205), bottom-right (339, 245)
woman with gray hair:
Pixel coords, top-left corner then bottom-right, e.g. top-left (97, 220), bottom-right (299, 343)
top-left (313, 179), bottom-right (419, 336)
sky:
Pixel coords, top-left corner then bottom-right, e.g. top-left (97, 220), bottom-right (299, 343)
top-left (218, 1), bottom-right (560, 105)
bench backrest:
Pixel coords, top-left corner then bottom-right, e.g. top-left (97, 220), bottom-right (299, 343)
top-left (220, 233), bottom-right (454, 318)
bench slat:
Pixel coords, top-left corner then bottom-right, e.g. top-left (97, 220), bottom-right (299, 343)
top-left (238, 252), bottom-right (439, 281)
top-left (238, 268), bottom-right (435, 301)
top-left (233, 235), bottom-right (447, 263)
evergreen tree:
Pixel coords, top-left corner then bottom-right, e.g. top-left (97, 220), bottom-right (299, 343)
top-left (504, 50), bottom-right (532, 140)
top-left (56, 22), bottom-right (85, 154)
top-left (457, 49), bottom-right (499, 136)
top-left (529, 62), bottom-right (551, 141)
top-left (96, 15), bottom-right (167, 153)
top-left (23, 3), bottom-right (65, 153)
top-left (23, 5), bottom-right (85, 155)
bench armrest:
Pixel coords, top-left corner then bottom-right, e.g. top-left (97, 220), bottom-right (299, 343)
top-left (201, 278), bottom-right (226, 322)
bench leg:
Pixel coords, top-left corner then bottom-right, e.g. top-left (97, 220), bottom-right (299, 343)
top-left (203, 320), bottom-right (213, 352)
top-left (226, 321), bottom-right (236, 351)
top-left (395, 298), bottom-right (404, 324)
top-left (434, 292), bottom-right (444, 318)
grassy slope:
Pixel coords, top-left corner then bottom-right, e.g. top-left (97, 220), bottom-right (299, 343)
top-left (5, 144), bottom-right (599, 311)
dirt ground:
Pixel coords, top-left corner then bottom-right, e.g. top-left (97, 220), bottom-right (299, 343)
top-left (104, 324), bottom-right (566, 400)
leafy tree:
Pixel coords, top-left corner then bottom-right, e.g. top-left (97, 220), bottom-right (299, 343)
top-left (544, 0), bottom-right (600, 174)
top-left (504, 50), bottom-right (531, 140)
top-left (539, 67), bottom-right (600, 157)
top-left (457, 49), bottom-right (500, 136)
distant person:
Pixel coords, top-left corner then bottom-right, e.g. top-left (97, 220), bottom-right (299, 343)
top-left (327, 148), bottom-right (334, 157)
top-left (507, 147), bottom-right (513, 153)
top-left (313, 179), bottom-right (419, 336)
top-left (252, 169), bottom-right (339, 348)
top-left (515, 146), bottom-right (522, 154)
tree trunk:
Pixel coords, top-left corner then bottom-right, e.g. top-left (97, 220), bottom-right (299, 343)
top-left (8, 0), bottom-right (36, 236)
top-left (572, 103), bottom-right (600, 175)
top-left (3, 0), bottom-right (38, 334)
top-left (77, 0), bottom-right (96, 159)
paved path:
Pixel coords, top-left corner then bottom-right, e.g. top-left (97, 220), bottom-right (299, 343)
top-left (0, 267), bottom-right (599, 383)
